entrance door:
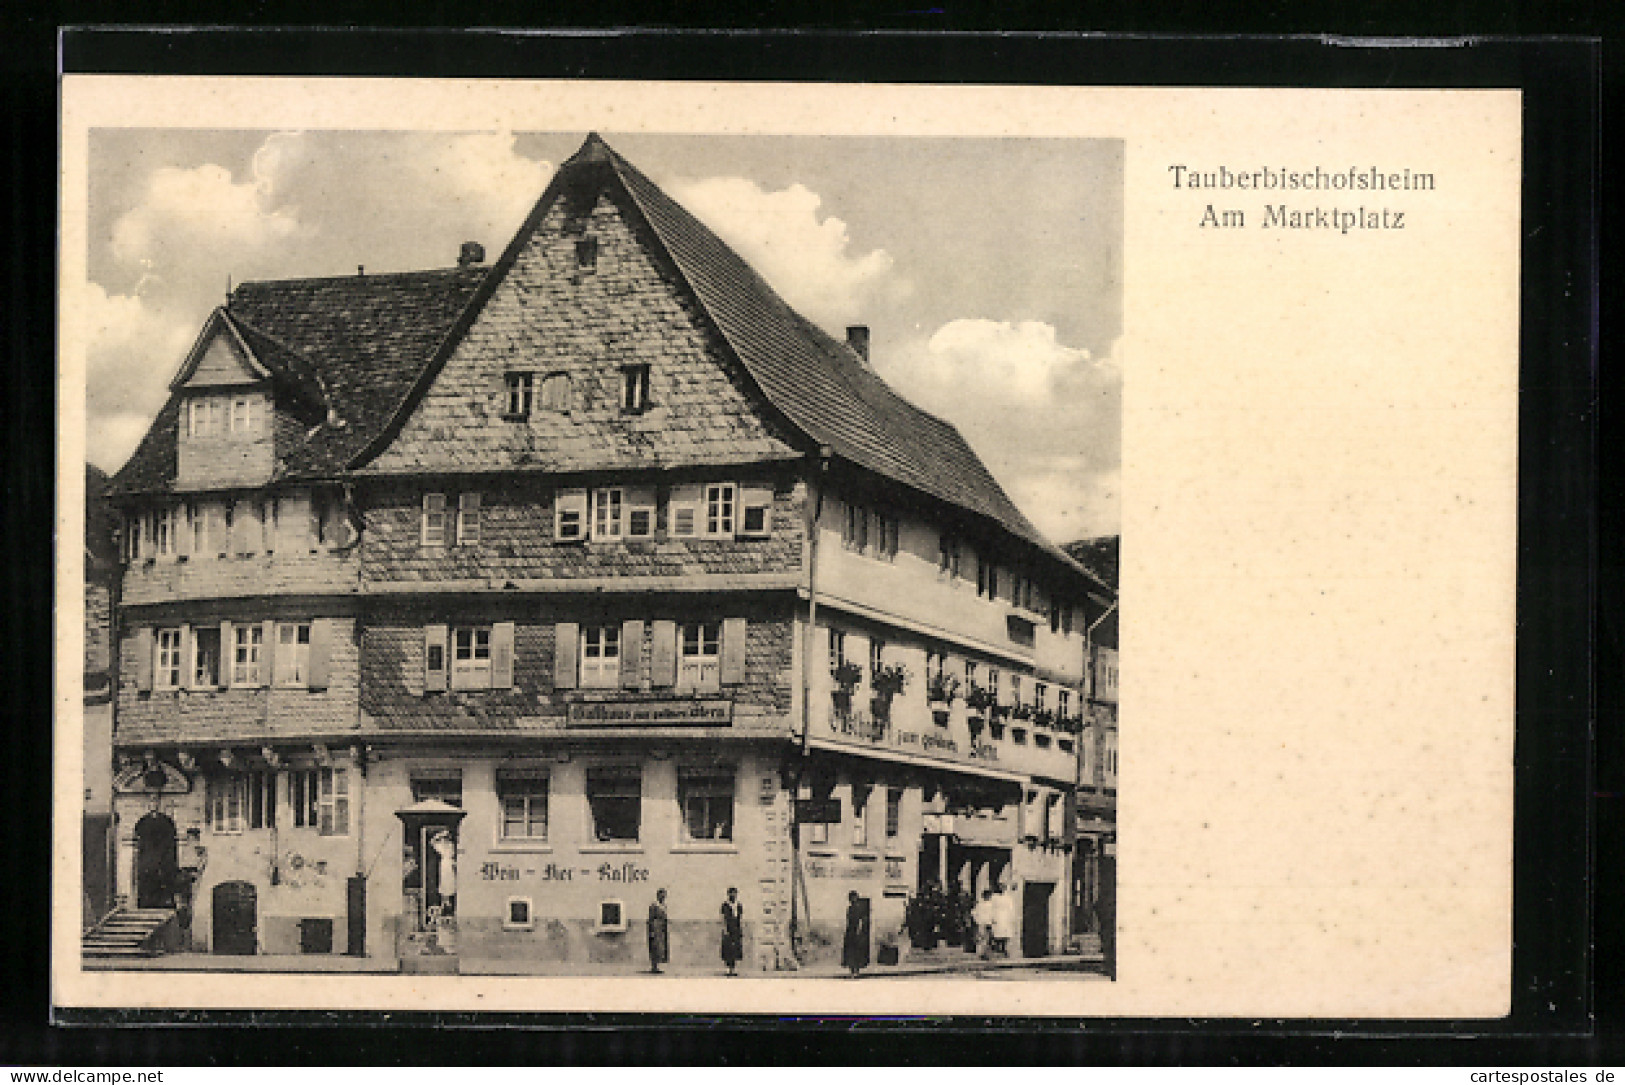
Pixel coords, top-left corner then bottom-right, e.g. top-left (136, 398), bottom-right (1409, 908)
top-left (133, 813), bottom-right (177, 909)
top-left (1022, 881), bottom-right (1053, 958)
top-left (212, 881), bottom-right (257, 954)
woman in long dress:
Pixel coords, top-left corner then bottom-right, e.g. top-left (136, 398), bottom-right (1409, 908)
top-left (719, 887), bottom-right (744, 976)
top-left (841, 891), bottom-right (871, 978)
top-left (647, 888), bottom-right (670, 974)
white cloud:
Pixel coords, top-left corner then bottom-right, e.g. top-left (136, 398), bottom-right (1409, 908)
top-left (672, 177), bottom-right (898, 327)
top-left (111, 161), bottom-right (303, 283)
top-left (884, 318), bottom-right (1106, 414)
top-left (79, 282), bottom-right (197, 470)
top-left (1009, 465), bottom-right (1121, 543)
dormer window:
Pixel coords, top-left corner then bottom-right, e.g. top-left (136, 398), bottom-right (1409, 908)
top-left (229, 395), bottom-right (260, 433)
top-left (186, 397), bottom-right (223, 437)
top-left (621, 364), bottom-right (650, 413)
top-left (504, 372), bottom-right (533, 419)
top-left (576, 236), bottom-right (599, 270)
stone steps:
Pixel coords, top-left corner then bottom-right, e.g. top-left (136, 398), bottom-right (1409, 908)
top-left (83, 908), bottom-right (174, 958)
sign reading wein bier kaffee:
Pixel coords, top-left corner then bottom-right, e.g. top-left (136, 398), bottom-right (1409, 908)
top-left (566, 700), bottom-right (733, 726)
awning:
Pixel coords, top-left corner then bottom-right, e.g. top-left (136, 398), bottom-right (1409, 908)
top-left (804, 736), bottom-right (1026, 785)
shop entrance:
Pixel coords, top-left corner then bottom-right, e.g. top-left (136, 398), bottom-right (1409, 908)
top-left (133, 812), bottom-right (177, 909)
top-left (396, 798), bottom-right (466, 959)
top-left (212, 881), bottom-right (257, 954)
top-left (1022, 881), bottom-right (1053, 958)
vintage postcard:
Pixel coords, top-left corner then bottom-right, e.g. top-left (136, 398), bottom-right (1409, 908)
top-left (56, 77), bottom-right (1519, 1018)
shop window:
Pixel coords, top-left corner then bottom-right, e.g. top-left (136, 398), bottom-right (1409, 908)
top-left (591, 488), bottom-right (624, 540)
top-left (457, 493), bottom-right (481, 546)
top-left (704, 483), bottom-right (736, 537)
top-left (451, 626), bottom-right (492, 689)
top-left (292, 767), bottom-right (350, 834)
top-left (154, 628), bottom-right (183, 690)
top-left (886, 788), bottom-right (903, 840)
top-left (498, 772), bottom-right (549, 842)
top-left (554, 488), bottom-right (587, 542)
top-left (621, 363), bottom-right (650, 413)
top-left (505, 897), bottom-right (535, 930)
top-left (421, 493), bottom-right (448, 547)
top-left (231, 624), bottom-right (264, 687)
top-left (587, 768), bottom-right (642, 843)
top-left (678, 622), bottom-right (721, 693)
top-left (275, 623), bottom-right (312, 686)
top-left (503, 372), bottom-right (533, 420)
top-left (411, 774), bottom-right (463, 807)
top-left (580, 625), bottom-right (621, 688)
top-left (192, 626), bottom-right (221, 688)
top-left (679, 766), bottom-right (735, 842)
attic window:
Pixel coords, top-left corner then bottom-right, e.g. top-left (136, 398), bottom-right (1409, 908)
top-left (621, 365), bottom-right (650, 414)
top-left (576, 237), bottom-right (599, 271)
top-left (503, 372), bottom-right (533, 420)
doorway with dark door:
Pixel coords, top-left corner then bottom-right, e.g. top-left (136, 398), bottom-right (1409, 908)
top-left (212, 880), bottom-right (257, 954)
top-left (1021, 880), bottom-right (1053, 958)
top-left (133, 812), bottom-right (177, 910)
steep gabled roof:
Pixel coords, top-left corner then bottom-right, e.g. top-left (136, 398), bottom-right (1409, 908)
top-left (352, 134), bottom-right (1100, 587)
top-left (109, 266), bottom-right (488, 496)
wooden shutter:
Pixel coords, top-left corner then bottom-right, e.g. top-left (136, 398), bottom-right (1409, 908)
top-left (423, 624), bottom-right (448, 693)
top-left (179, 624), bottom-right (194, 689)
top-left (491, 621), bottom-right (516, 690)
top-left (421, 493), bottom-right (446, 546)
top-left (218, 621), bottom-right (232, 689)
top-left (133, 627), bottom-right (154, 692)
top-left (307, 619), bottom-right (332, 691)
top-left (668, 484), bottom-right (701, 537)
top-left (650, 620), bottom-right (678, 687)
top-left (553, 622), bottom-right (579, 690)
top-left (741, 484), bottom-right (773, 537)
top-left (620, 620), bottom-right (643, 689)
top-left (261, 619), bottom-right (278, 687)
top-left (721, 617), bottom-right (748, 687)
top-left (554, 489), bottom-right (587, 541)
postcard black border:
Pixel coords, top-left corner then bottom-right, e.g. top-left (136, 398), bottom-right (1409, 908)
top-left (5, 25), bottom-right (1606, 1065)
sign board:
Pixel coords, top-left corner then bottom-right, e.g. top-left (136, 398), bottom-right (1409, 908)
top-left (795, 798), bottom-right (842, 824)
top-left (566, 699), bottom-right (732, 727)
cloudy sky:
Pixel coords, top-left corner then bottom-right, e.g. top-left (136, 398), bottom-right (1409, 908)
top-left (83, 130), bottom-right (1122, 542)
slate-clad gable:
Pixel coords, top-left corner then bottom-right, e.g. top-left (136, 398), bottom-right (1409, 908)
top-left (362, 189), bottom-right (801, 476)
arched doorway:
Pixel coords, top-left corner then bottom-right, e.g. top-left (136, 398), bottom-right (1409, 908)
top-left (133, 812), bottom-right (177, 909)
top-left (212, 881), bottom-right (257, 955)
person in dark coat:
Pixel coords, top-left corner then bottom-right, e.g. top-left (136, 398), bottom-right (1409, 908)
top-left (842, 891), bottom-right (871, 978)
top-left (719, 887), bottom-right (744, 976)
top-left (647, 888), bottom-right (669, 974)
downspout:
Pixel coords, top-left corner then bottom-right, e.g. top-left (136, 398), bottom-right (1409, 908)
top-left (791, 446), bottom-right (832, 961)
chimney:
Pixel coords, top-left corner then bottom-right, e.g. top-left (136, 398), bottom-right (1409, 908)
top-left (458, 241), bottom-right (486, 268)
top-left (846, 325), bottom-right (871, 363)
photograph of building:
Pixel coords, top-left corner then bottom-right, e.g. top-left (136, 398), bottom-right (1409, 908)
top-left (84, 131), bottom-right (1121, 977)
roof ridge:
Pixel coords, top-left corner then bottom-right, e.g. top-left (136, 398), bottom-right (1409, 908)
top-left (233, 265), bottom-right (484, 291)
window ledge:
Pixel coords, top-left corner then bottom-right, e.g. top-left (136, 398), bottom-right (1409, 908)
top-left (491, 842), bottom-right (553, 855)
top-left (805, 848), bottom-right (839, 859)
top-left (670, 843), bottom-right (738, 855)
top-left (578, 843), bottom-right (645, 855)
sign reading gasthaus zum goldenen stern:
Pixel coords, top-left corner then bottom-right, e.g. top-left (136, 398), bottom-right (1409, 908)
top-left (566, 700), bottom-right (733, 726)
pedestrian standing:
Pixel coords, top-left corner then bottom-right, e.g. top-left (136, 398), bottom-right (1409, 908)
top-left (972, 889), bottom-right (995, 959)
top-left (719, 887), bottom-right (744, 976)
top-left (647, 888), bottom-right (669, 974)
top-left (841, 891), bottom-right (871, 978)
top-left (993, 881), bottom-right (1018, 957)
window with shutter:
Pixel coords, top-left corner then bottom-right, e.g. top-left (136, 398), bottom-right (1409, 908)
top-left (703, 483), bottom-right (736, 537)
top-left (555, 489), bottom-right (587, 542)
top-left (423, 624), bottom-right (448, 693)
top-left (457, 493), bottom-right (481, 546)
top-left (275, 623), bottom-right (312, 686)
top-left (451, 626), bottom-right (493, 689)
top-left (625, 487), bottom-right (657, 539)
top-left (580, 625), bottom-right (621, 688)
top-left (422, 493), bottom-right (447, 547)
top-left (678, 622), bottom-right (721, 693)
top-left (192, 626), bottom-right (221, 688)
top-left (590, 488), bottom-right (623, 540)
top-left (231, 625), bottom-right (264, 687)
top-left (668, 485), bottom-right (700, 538)
top-left (739, 484), bottom-right (773, 537)
top-left (154, 628), bottom-right (183, 690)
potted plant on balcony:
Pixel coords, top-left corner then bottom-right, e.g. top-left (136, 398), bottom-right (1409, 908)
top-left (1011, 702), bottom-right (1033, 723)
top-left (1033, 707), bottom-right (1056, 730)
top-left (870, 663), bottom-right (909, 722)
top-left (926, 672), bottom-right (960, 724)
top-left (831, 660), bottom-right (863, 717)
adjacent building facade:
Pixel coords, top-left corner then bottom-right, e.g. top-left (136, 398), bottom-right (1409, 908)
top-left (105, 135), bottom-right (1113, 971)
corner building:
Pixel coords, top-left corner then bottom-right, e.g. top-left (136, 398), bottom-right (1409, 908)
top-left (107, 135), bottom-right (1112, 971)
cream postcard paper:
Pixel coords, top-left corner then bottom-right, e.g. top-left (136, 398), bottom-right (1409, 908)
top-left (57, 77), bottom-right (1518, 1017)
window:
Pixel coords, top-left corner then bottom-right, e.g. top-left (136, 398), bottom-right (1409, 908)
top-left (886, 788), bottom-right (903, 840)
top-left (804, 776), bottom-right (834, 845)
top-left (591, 488), bottom-right (624, 540)
top-left (1058, 689), bottom-right (1072, 720)
top-left (626, 489), bottom-right (657, 538)
top-left (939, 534), bottom-right (961, 579)
top-left (678, 622), bottom-right (721, 692)
top-left (986, 667), bottom-right (1000, 704)
top-left (232, 624), bottom-right (264, 686)
top-left (274, 493), bottom-right (314, 553)
top-left (505, 897), bottom-right (535, 929)
top-left (155, 628), bottom-right (183, 690)
top-left (193, 502), bottom-right (226, 556)
top-left (152, 507), bottom-right (177, 557)
top-left (1062, 603), bottom-right (1074, 636)
top-left (621, 364), bottom-right (650, 413)
top-left (411, 775), bottom-right (463, 807)
top-left (538, 372), bottom-right (572, 412)
top-left (580, 625), bottom-right (621, 688)
top-left (851, 784), bottom-right (870, 848)
top-left (597, 899), bottom-right (627, 932)
top-left (248, 771), bottom-right (275, 830)
top-left (828, 629), bottom-right (847, 674)
top-left (503, 372), bottom-right (533, 419)
top-left (230, 395), bottom-right (258, 433)
top-left (576, 236), bottom-right (599, 270)
top-left (1049, 599), bottom-right (1063, 633)
top-left (291, 767), bottom-right (350, 833)
top-left (679, 766), bottom-right (735, 842)
top-left (844, 502), bottom-right (869, 552)
top-left (206, 776), bottom-right (244, 834)
top-left (868, 638), bottom-right (885, 679)
top-left (193, 626), bottom-right (220, 687)
top-left (704, 483), bottom-right (736, 537)
top-left (275, 623), bottom-right (312, 686)
top-left (186, 397), bottom-right (222, 437)
top-left (875, 512), bottom-right (899, 559)
top-left (555, 488), bottom-right (587, 541)
top-left (669, 486), bottom-right (699, 537)
top-left (456, 493), bottom-right (481, 546)
top-left (260, 498), bottom-right (278, 552)
top-left (421, 493), bottom-right (448, 547)
top-left (740, 485), bottom-right (773, 537)
top-left (123, 513), bottom-right (144, 562)
top-left (497, 772), bottom-right (549, 842)
top-left (451, 627), bottom-right (492, 690)
top-left (1011, 674), bottom-right (1024, 707)
top-left (1036, 682), bottom-right (1048, 712)
top-left (586, 768), bottom-right (641, 843)
top-left (965, 661), bottom-right (979, 690)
